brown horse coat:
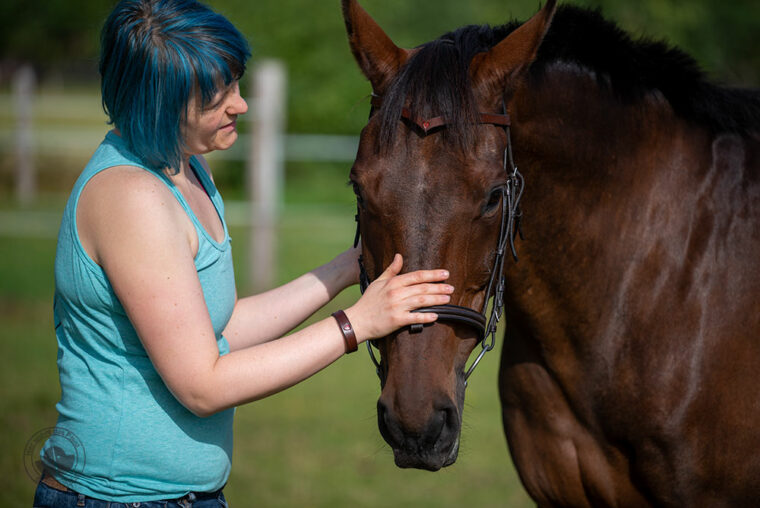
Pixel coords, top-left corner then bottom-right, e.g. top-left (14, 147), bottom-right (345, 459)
top-left (343, 0), bottom-right (760, 505)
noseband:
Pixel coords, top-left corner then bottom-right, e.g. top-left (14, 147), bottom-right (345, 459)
top-left (354, 94), bottom-right (524, 384)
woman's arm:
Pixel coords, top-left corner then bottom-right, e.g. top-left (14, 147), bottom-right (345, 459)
top-left (199, 150), bottom-right (360, 351)
top-left (222, 246), bottom-right (359, 351)
top-left (182, 255), bottom-right (444, 414)
top-left (79, 168), bottom-right (452, 417)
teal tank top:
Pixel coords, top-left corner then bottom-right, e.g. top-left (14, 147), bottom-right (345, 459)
top-left (41, 131), bottom-right (237, 502)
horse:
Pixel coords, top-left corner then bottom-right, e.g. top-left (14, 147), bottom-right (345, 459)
top-left (341, 0), bottom-right (760, 505)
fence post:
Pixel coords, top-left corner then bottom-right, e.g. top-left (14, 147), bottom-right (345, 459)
top-left (247, 60), bottom-right (286, 292)
top-left (13, 64), bottom-right (36, 204)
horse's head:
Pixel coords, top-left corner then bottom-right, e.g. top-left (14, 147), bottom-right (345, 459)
top-left (342, 0), bottom-right (556, 470)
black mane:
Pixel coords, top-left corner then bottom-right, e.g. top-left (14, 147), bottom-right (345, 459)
top-left (378, 4), bottom-right (760, 148)
top-left (378, 25), bottom-right (504, 151)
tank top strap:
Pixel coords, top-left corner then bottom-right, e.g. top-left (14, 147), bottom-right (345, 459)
top-left (153, 170), bottom-right (193, 214)
top-left (151, 156), bottom-right (229, 249)
top-left (84, 132), bottom-right (228, 249)
top-left (188, 156), bottom-right (228, 236)
top-left (190, 156), bottom-right (223, 210)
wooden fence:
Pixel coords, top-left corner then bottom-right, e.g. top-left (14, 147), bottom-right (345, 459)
top-left (1, 60), bottom-right (359, 292)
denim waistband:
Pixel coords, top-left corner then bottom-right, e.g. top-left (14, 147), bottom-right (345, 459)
top-left (35, 473), bottom-right (227, 507)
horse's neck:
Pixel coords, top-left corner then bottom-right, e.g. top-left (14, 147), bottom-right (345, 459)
top-left (505, 65), bottom-right (713, 369)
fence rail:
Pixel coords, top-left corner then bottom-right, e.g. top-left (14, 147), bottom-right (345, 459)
top-left (0, 128), bottom-right (359, 163)
top-left (0, 61), bottom-right (359, 291)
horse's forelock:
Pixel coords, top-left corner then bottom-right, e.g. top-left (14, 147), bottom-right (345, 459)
top-left (377, 24), bottom-right (514, 153)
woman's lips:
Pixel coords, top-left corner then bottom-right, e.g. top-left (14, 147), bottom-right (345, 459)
top-left (220, 120), bottom-right (236, 131)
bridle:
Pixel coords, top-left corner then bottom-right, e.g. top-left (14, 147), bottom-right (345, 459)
top-left (354, 94), bottom-right (524, 385)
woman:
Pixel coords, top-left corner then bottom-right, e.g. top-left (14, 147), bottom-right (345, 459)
top-left (34, 0), bottom-right (452, 506)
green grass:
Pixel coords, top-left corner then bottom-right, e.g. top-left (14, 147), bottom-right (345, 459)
top-left (0, 92), bottom-right (531, 504)
top-left (0, 202), bottom-right (532, 507)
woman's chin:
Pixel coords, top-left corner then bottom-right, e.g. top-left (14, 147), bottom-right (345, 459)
top-left (215, 131), bottom-right (238, 151)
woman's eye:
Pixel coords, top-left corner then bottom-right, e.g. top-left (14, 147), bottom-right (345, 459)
top-left (205, 95), bottom-right (225, 111)
top-left (204, 86), bottom-right (233, 111)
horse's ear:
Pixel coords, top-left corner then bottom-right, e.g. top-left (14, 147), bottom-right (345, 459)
top-left (342, 0), bottom-right (410, 94)
top-left (470, 0), bottom-right (557, 100)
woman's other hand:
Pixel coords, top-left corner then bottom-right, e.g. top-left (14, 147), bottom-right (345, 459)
top-left (333, 244), bottom-right (362, 288)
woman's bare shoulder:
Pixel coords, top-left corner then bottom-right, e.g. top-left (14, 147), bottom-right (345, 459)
top-left (77, 165), bottom-right (193, 264)
top-left (85, 164), bottom-right (170, 197)
top-left (79, 165), bottom-right (185, 229)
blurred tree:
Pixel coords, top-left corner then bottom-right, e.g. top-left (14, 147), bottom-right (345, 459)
top-left (577, 0), bottom-right (760, 85)
top-left (0, 0), bottom-right (112, 73)
top-left (217, 0), bottom-right (759, 133)
top-left (1, 0), bottom-right (756, 130)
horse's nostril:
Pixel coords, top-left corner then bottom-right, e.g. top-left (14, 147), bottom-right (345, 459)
top-left (422, 407), bottom-right (446, 447)
top-left (377, 399), bottom-right (401, 449)
top-left (426, 403), bottom-right (459, 452)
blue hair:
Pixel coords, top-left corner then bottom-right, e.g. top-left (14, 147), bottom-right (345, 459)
top-left (99, 0), bottom-right (250, 172)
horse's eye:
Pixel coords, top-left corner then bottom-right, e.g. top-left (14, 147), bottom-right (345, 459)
top-left (483, 187), bottom-right (503, 215)
top-left (351, 181), bottom-right (365, 208)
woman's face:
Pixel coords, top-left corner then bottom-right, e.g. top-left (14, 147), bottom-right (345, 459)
top-left (183, 81), bottom-right (248, 156)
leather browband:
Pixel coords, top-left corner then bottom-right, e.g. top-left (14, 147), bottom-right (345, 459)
top-left (370, 95), bottom-right (511, 135)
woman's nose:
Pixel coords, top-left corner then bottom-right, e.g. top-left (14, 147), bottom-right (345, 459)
top-left (230, 92), bottom-right (248, 115)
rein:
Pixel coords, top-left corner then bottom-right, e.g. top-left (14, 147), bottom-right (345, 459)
top-left (355, 94), bottom-right (524, 385)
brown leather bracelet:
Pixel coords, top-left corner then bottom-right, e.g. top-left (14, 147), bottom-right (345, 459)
top-left (331, 310), bottom-right (358, 354)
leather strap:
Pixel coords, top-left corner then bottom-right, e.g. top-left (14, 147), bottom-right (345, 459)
top-left (410, 304), bottom-right (487, 336)
top-left (41, 472), bottom-right (70, 492)
top-left (370, 95), bottom-right (511, 134)
top-left (332, 310), bottom-right (358, 354)
top-left (40, 470), bottom-right (222, 503)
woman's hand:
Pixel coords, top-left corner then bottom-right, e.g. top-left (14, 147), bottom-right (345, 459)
top-left (332, 244), bottom-right (362, 288)
top-left (344, 254), bottom-right (453, 341)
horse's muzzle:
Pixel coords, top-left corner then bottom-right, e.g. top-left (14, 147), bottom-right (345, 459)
top-left (376, 396), bottom-right (461, 471)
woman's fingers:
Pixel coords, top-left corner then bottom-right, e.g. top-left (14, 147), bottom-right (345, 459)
top-left (396, 282), bottom-right (455, 299)
top-left (391, 267), bottom-right (450, 288)
top-left (375, 253), bottom-right (403, 281)
top-left (347, 254), bottom-right (455, 340)
top-left (373, 254), bottom-right (450, 287)
top-left (410, 309), bottom-right (442, 323)
top-left (403, 293), bottom-right (452, 312)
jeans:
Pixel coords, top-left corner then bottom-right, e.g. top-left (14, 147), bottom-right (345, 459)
top-left (33, 480), bottom-right (229, 508)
